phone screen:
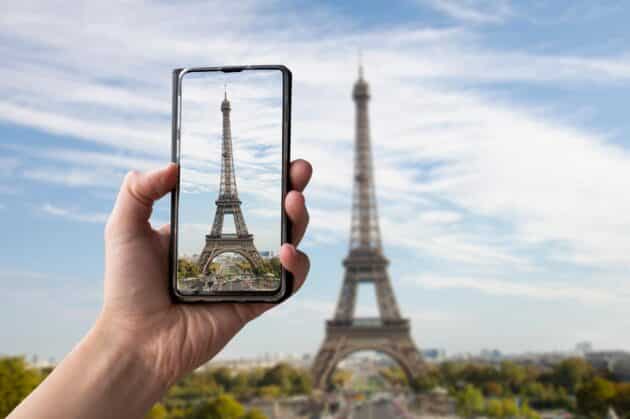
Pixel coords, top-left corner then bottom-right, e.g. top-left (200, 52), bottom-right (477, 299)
top-left (174, 67), bottom-right (287, 299)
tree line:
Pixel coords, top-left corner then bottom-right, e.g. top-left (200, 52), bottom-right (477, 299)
top-left (1, 357), bottom-right (312, 419)
top-left (409, 357), bottom-right (630, 418)
top-left (4, 355), bottom-right (630, 418)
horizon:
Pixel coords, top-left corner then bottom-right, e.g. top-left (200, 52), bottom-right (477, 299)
top-left (2, 1), bottom-right (630, 363)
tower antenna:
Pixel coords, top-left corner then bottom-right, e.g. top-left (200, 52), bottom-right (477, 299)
top-left (358, 48), bottom-right (364, 79)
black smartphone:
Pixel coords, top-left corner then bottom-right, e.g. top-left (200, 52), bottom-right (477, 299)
top-left (169, 65), bottom-right (292, 303)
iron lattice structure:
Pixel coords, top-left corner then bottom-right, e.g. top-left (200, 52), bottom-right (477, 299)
top-left (311, 67), bottom-right (424, 389)
top-left (198, 91), bottom-right (263, 273)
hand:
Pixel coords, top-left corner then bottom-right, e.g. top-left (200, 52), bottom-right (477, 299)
top-left (98, 159), bottom-right (312, 389)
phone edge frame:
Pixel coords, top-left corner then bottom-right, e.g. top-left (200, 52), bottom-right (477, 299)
top-left (169, 65), bottom-right (293, 303)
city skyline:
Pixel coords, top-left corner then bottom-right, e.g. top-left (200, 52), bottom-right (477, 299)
top-left (1, 1), bottom-right (630, 362)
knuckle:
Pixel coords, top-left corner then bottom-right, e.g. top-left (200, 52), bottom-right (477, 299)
top-left (124, 170), bottom-right (141, 185)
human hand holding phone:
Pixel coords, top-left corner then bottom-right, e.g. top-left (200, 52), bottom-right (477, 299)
top-left (102, 159), bottom-right (311, 384)
top-left (8, 159), bottom-right (311, 419)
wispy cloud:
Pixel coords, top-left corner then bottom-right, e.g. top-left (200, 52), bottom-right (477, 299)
top-left (423, 0), bottom-right (512, 24)
top-left (24, 167), bottom-right (121, 188)
top-left (3, 0), bottom-right (630, 356)
top-left (406, 275), bottom-right (629, 305)
top-left (3, 1), bottom-right (630, 273)
top-left (41, 203), bottom-right (108, 223)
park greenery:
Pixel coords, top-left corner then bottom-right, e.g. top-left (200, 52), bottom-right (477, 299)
top-left (1, 357), bottom-right (311, 418)
top-left (408, 357), bottom-right (630, 418)
top-left (177, 256), bottom-right (280, 281)
top-left (3, 354), bottom-right (630, 418)
top-left (150, 363), bottom-right (311, 418)
top-left (0, 357), bottom-right (48, 418)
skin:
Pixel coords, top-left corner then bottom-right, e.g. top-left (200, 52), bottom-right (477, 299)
top-left (8, 160), bottom-right (312, 419)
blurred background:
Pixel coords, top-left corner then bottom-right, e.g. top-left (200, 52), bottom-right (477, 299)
top-left (1, 1), bottom-right (630, 418)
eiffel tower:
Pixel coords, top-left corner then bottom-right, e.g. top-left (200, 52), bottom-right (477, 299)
top-left (311, 66), bottom-right (424, 389)
top-left (198, 89), bottom-right (263, 274)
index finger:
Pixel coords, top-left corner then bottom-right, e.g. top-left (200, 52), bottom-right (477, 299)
top-left (289, 159), bottom-right (312, 192)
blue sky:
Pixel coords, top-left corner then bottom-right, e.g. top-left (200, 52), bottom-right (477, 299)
top-left (1, 0), bottom-right (630, 362)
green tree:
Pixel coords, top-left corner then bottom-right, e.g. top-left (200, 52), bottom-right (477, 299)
top-left (439, 361), bottom-right (466, 389)
top-left (0, 357), bottom-right (42, 417)
top-left (259, 363), bottom-right (309, 395)
top-left (289, 370), bottom-right (312, 395)
top-left (520, 402), bottom-right (541, 419)
top-left (379, 366), bottom-right (408, 387)
top-left (521, 381), bottom-right (546, 399)
top-left (178, 258), bottom-right (201, 279)
top-left (485, 399), bottom-right (504, 418)
top-left (236, 260), bottom-right (253, 273)
top-left (411, 369), bottom-right (438, 393)
top-left (548, 357), bottom-right (593, 394)
top-left (258, 385), bottom-right (282, 400)
top-left (190, 394), bottom-right (246, 419)
top-left (456, 384), bottom-right (485, 418)
top-left (145, 402), bottom-right (167, 419)
top-left (330, 369), bottom-right (353, 390)
top-left (500, 398), bottom-right (519, 417)
top-left (254, 257), bottom-right (281, 277)
top-left (499, 361), bottom-right (527, 393)
top-left (210, 367), bottom-right (235, 391)
top-left (577, 377), bottom-right (617, 417)
top-left (613, 382), bottom-right (630, 416)
top-left (243, 407), bottom-right (268, 419)
top-left (484, 381), bottom-right (504, 398)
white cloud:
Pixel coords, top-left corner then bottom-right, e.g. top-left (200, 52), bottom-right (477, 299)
top-left (41, 203), bottom-right (108, 223)
top-left (3, 1), bottom-right (630, 274)
top-left (3, 0), bottom-right (630, 355)
top-left (423, 0), bottom-right (512, 24)
top-left (24, 167), bottom-right (121, 188)
top-left (407, 275), bottom-right (630, 305)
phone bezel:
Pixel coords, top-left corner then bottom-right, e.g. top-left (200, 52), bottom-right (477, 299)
top-left (169, 65), bottom-right (293, 303)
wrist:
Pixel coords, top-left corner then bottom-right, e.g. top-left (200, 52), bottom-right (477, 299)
top-left (8, 315), bottom-right (170, 419)
top-left (88, 316), bottom-right (170, 409)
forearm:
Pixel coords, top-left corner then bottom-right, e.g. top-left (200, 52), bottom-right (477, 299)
top-left (8, 320), bottom-right (167, 419)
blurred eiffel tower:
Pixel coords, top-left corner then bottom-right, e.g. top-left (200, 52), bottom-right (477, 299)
top-left (198, 89), bottom-right (263, 273)
top-left (311, 65), bottom-right (424, 389)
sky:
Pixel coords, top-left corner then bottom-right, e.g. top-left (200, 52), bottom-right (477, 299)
top-left (178, 70), bottom-right (283, 257)
top-left (1, 0), bottom-right (630, 362)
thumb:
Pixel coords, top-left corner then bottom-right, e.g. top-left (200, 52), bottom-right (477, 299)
top-left (107, 163), bottom-right (178, 237)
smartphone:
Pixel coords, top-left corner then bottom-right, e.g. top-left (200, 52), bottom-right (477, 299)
top-left (170, 65), bottom-right (292, 303)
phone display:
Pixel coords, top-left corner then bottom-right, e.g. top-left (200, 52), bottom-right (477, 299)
top-left (170, 66), bottom-right (292, 302)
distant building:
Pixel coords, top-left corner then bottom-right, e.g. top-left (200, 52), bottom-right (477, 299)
top-left (259, 250), bottom-right (276, 259)
top-left (422, 348), bottom-right (447, 363)
top-left (480, 348), bottom-right (503, 362)
top-left (587, 351), bottom-right (630, 381)
top-left (201, 353), bottom-right (312, 372)
top-left (575, 341), bottom-right (593, 355)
